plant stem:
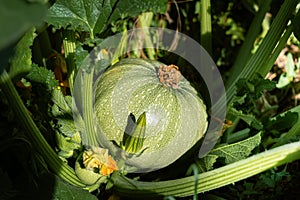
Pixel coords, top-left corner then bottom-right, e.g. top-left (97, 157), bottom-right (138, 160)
top-left (215, 0), bottom-right (298, 111)
top-left (137, 12), bottom-right (156, 59)
top-left (200, 0), bottom-right (212, 55)
top-left (225, 0), bottom-right (271, 88)
top-left (112, 141), bottom-right (300, 198)
top-left (0, 70), bottom-right (86, 188)
top-left (62, 30), bottom-right (77, 93)
top-left (83, 68), bottom-right (100, 147)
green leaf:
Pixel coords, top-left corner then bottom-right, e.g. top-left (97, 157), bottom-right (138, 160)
top-left (51, 89), bottom-right (81, 157)
top-left (112, 141), bottom-right (300, 198)
top-left (276, 53), bottom-right (295, 88)
top-left (51, 89), bottom-right (73, 116)
top-left (47, 0), bottom-right (108, 37)
top-left (56, 118), bottom-right (78, 137)
top-left (75, 45), bottom-right (89, 68)
top-left (271, 105), bottom-right (300, 147)
top-left (236, 75), bottom-right (276, 99)
top-left (196, 154), bottom-right (218, 173)
top-left (208, 132), bottom-right (261, 164)
top-left (264, 111), bottom-right (298, 134)
top-left (47, 0), bottom-right (167, 38)
top-left (232, 75), bottom-right (276, 117)
top-left (55, 131), bottom-right (81, 158)
top-left (107, 0), bottom-right (168, 27)
top-left (228, 107), bottom-right (263, 130)
top-left (52, 175), bottom-right (97, 200)
top-left (8, 28), bottom-right (36, 79)
top-left (0, 0), bottom-right (47, 50)
top-left (276, 73), bottom-right (291, 88)
top-left (26, 64), bottom-right (59, 90)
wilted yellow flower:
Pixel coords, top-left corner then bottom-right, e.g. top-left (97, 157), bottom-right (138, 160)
top-left (82, 147), bottom-right (118, 176)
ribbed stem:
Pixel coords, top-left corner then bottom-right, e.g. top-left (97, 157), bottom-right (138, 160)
top-left (62, 30), bottom-right (77, 94)
top-left (0, 70), bottom-right (85, 187)
top-left (83, 69), bottom-right (99, 147)
top-left (214, 1), bottom-right (298, 113)
top-left (225, 0), bottom-right (271, 87)
top-left (112, 141), bottom-right (300, 198)
top-left (200, 0), bottom-right (212, 55)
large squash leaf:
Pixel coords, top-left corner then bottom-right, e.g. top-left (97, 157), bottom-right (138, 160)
top-left (0, 0), bottom-right (47, 51)
top-left (47, 0), bottom-right (167, 37)
top-left (34, 173), bottom-right (97, 200)
top-left (210, 133), bottom-right (261, 164)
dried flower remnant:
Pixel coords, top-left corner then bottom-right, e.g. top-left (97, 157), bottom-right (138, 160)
top-left (158, 64), bottom-right (183, 89)
top-left (83, 147), bottom-right (118, 176)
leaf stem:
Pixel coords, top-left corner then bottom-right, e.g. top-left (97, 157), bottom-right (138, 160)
top-left (112, 141), bottom-right (300, 198)
top-left (200, 0), bottom-right (212, 55)
top-left (0, 70), bottom-right (86, 187)
top-left (83, 69), bottom-right (100, 147)
top-left (62, 30), bottom-right (77, 93)
top-left (225, 0), bottom-right (271, 88)
top-left (213, 0), bottom-right (298, 113)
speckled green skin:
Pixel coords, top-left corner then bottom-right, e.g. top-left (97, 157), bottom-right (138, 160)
top-left (95, 58), bottom-right (207, 172)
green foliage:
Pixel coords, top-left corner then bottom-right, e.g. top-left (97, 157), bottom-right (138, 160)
top-left (51, 174), bottom-right (98, 200)
top-left (8, 28), bottom-right (36, 79)
top-left (232, 74), bottom-right (276, 118)
top-left (0, 0), bottom-right (47, 51)
top-left (225, 168), bottom-right (292, 200)
top-left (264, 111), bottom-right (298, 136)
top-left (47, 0), bottom-right (167, 38)
top-left (51, 89), bottom-right (73, 117)
top-left (26, 64), bottom-right (59, 90)
top-left (197, 133), bottom-right (261, 172)
top-left (276, 52), bottom-right (300, 88)
top-left (228, 107), bottom-right (263, 130)
top-left (51, 89), bottom-right (81, 158)
top-left (235, 74), bottom-right (276, 100)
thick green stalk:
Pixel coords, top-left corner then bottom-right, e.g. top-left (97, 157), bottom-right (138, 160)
top-left (82, 69), bottom-right (99, 147)
top-left (200, 0), bottom-right (212, 55)
top-left (225, 0), bottom-right (271, 88)
top-left (260, 8), bottom-right (300, 76)
top-left (112, 141), bottom-right (300, 198)
top-left (62, 30), bottom-right (77, 93)
top-left (0, 71), bottom-right (86, 187)
top-left (259, 24), bottom-right (293, 76)
top-left (137, 12), bottom-right (155, 59)
top-left (218, 0), bottom-right (298, 109)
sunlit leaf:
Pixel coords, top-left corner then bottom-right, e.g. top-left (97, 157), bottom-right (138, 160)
top-left (209, 132), bottom-right (261, 164)
top-left (8, 29), bottom-right (36, 79)
top-left (26, 64), bottom-right (59, 90)
top-left (228, 107), bottom-right (263, 130)
top-left (47, 0), bottom-right (167, 37)
top-left (196, 154), bottom-right (218, 172)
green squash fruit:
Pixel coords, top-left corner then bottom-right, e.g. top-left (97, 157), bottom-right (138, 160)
top-left (95, 58), bottom-right (208, 172)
